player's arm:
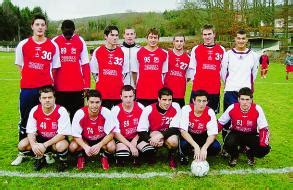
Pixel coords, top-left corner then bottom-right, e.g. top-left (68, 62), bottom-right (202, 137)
top-left (15, 40), bottom-right (26, 74)
top-left (89, 48), bottom-right (99, 82)
top-left (91, 133), bottom-right (114, 155)
top-left (220, 51), bottom-right (229, 83)
top-left (252, 52), bottom-right (260, 81)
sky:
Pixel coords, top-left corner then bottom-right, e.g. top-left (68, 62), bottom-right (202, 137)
top-left (3, 0), bottom-right (180, 21)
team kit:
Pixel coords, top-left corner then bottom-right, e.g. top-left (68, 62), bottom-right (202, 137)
top-left (11, 15), bottom-right (271, 173)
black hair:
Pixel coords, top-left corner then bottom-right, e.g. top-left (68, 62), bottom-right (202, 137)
top-left (104, 25), bottom-right (119, 36)
top-left (121, 85), bottom-right (135, 95)
top-left (158, 87), bottom-right (173, 99)
top-left (191, 90), bottom-right (209, 101)
top-left (87, 89), bottom-right (102, 100)
top-left (238, 87), bottom-right (253, 98)
top-left (39, 85), bottom-right (55, 96)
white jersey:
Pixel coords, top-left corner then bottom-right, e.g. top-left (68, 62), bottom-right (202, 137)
top-left (121, 43), bottom-right (141, 88)
top-left (221, 48), bottom-right (259, 92)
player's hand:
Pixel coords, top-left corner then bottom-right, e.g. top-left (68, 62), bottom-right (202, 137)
top-left (91, 144), bottom-right (101, 155)
top-left (199, 148), bottom-right (207, 161)
top-left (84, 146), bottom-right (92, 157)
top-left (32, 143), bottom-right (45, 157)
top-left (193, 146), bottom-right (201, 161)
top-left (129, 144), bottom-right (139, 157)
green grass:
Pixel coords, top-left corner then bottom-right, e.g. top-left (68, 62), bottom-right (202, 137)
top-left (0, 52), bottom-right (292, 189)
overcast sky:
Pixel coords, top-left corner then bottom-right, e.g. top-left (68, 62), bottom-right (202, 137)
top-left (2, 0), bottom-right (180, 20)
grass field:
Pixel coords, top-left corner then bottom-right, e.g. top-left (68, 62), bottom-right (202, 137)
top-left (0, 52), bottom-right (292, 189)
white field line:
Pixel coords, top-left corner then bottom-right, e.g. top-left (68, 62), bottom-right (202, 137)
top-left (0, 167), bottom-right (292, 179)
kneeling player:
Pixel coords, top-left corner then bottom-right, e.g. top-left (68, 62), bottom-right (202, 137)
top-left (137, 87), bottom-right (181, 169)
top-left (179, 90), bottom-right (221, 165)
top-left (12, 86), bottom-right (71, 171)
top-left (69, 90), bottom-right (116, 170)
top-left (218, 87), bottom-right (271, 167)
top-left (111, 85), bottom-right (144, 165)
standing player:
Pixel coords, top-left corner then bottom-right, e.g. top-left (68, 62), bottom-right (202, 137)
top-left (179, 90), bottom-right (221, 164)
top-left (136, 87), bottom-right (181, 169)
top-left (133, 28), bottom-right (168, 106)
top-left (121, 27), bottom-right (140, 88)
top-left (218, 87), bottom-right (271, 166)
top-left (90, 25), bottom-right (127, 109)
top-left (164, 34), bottom-right (191, 107)
top-left (69, 90), bottom-right (116, 170)
top-left (189, 24), bottom-right (225, 114)
top-left (111, 85), bottom-right (144, 165)
top-left (259, 51), bottom-right (270, 79)
top-left (53, 20), bottom-right (90, 121)
top-left (12, 15), bottom-right (60, 164)
top-left (284, 51), bottom-right (293, 80)
top-left (12, 86), bottom-right (71, 171)
top-left (221, 29), bottom-right (259, 140)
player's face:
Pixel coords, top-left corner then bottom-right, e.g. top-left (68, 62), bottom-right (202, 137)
top-left (39, 92), bottom-right (55, 109)
top-left (158, 95), bottom-right (172, 110)
top-left (202, 29), bottom-right (215, 46)
top-left (31, 19), bottom-right (47, 37)
top-left (105, 30), bottom-right (119, 46)
top-left (235, 33), bottom-right (248, 50)
top-left (238, 95), bottom-right (252, 112)
top-left (88, 97), bottom-right (102, 114)
top-left (193, 96), bottom-right (208, 112)
top-left (124, 29), bottom-right (136, 45)
top-left (147, 33), bottom-right (159, 48)
top-left (121, 90), bottom-right (135, 107)
top-left (173, 36), bottom-right (185, 51)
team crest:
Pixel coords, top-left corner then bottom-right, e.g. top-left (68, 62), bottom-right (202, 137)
top-left (71, 48), bottom-right (76, 54)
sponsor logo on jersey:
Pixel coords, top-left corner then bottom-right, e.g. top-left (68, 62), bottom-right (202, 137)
top-left (28, 62), bottom-right (44, 70)
top-left (71, 48), bottom-right (77, 54)
top-left (202, 64), bottom-right (216, 70)
top-left (102, 69), bottom-right (118, 76)
top-left (170, 70), bottom-right (183, 77)
top-left (61, 56), bottom-right (77, 62)
top-left (144, 64), bottom-right (159, 71)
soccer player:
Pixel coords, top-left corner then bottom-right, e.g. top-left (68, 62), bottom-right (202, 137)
top-left (121, 27), bottom-right (141, 88)
top-left (221, 29), bottom-right (259, 139)
top-left (218, 87), bottom-right (271, 167)
top-left (179, 90), bottom-right (221, 165)
top-left (12, 15), bottom-right (60, 164)
top-left (164, 34), bottom-right (191, 107)
top-left (90, 25), bottom-right (127, 109)
top-left (111, 85), bottom-right (144, 165)
top-left (284, 51), bottom-right (293, 80)
top-left (133, 28), bottom-right (168, 106)
top-left (259, 51), bottom-right (270, 79)
top-left (52, 20), bottom-right (90, 121)
top-left (136, 87), bottom-right (181, 169)
top-left (69, 90), bottom-right (116, 170)
top-left (189, 24), bottom-right (225, 114)
top-left (11, 86), bottom-right (71, 171)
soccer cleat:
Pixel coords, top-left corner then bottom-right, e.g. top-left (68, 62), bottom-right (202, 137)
top-left (45, 153), bottom-right (55, 164)
top-left (228, 158), bottom-right (237, 167)
top-left (100, 155), bottom-right (109, 170)
top-left (179, 155), bottom-right (189, 165)
top-left (34, 157), bottom-right (45, 171)
top-left (57, 161), bottom-right (68, 172)
top-left (11, 153), bottom-right (26, 166)
top-left (221, 149), bottom-right (229, 158)
top-left (77, 156), bottom-right (85, 170)
top-left (168, 154), bottom-right (177, 169)
top-left (247, 156), bottom-right (255, 166)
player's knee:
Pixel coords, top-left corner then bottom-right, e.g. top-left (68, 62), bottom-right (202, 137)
top-left (106, 141), bottom-right (116, 153)
top-left (69, 141), bottom-right (79, 153)
top-left (18, 138), bottom-right (30, 151)
top-left (166, 135), bottom-right (179, 148)
top-left (254, 145), bottom-right (271, 158)
top-left (55, 140), bottom-right (69, 152)
top-left (208, 140), bottom-right (221, 156)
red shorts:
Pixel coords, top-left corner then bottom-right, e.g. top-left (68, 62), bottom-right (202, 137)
top-left (261, 63), bottom-right (268, 70)
top-left (286, 65), bottom-right (293, 72)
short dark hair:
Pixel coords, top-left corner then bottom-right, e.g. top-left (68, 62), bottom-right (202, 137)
top-left (39, 85), bottom-right (55, 96)
top-left (237, 29), bottom-right (246, 35)
top-left (158, 87), bottom-right (173, 99)
top-left (90, 49), bottom-right (94, 55)
top-left (191, 90), bottom-right (209, 101)
top-left (31, 15), bottom-right (47, 25)
top-left (146, 28), bottom-right (160, 38)
top-left (121, 85), bottom-right (135, 95)
top-left (87, 89), bottom-right (102, 100)
top-left (238, 87), bottom-right (253, 98)
top-left (104, 25), bottom-right (119, 36)
top-left (61, 20), bottom-right (75, 31)
top-left (173, 33), bottom-right (185, 41)
top-left (201, 24), bottom-right (215, 33)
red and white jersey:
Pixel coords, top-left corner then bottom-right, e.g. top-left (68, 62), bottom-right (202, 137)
top-left (15, 37), bottom-right (60, 88)
top-left (218, 103), bottom-right (268, 133)
top-left (52, 34), bottom-right (90, 91)
top-left (180, 105), bottom-right (218, 136)
top-left (137, 102), bottom-right (181, 132)
top-left (133, 47), bottom-right (168, 99)
top-left (111, 102), bottom-right (144, 140)
top-left (90, 45), bottom-right (127, 99)
top-left (26, 104), bottom-right (71, 139)
top-left (189, 44), bottom-right (225, 94)
top-left (164, 50), bottom-right (190, 99)
top-left (221, 48), bottom-right (259, 92)
top-left (71, 106), bottom-right (118, 141)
